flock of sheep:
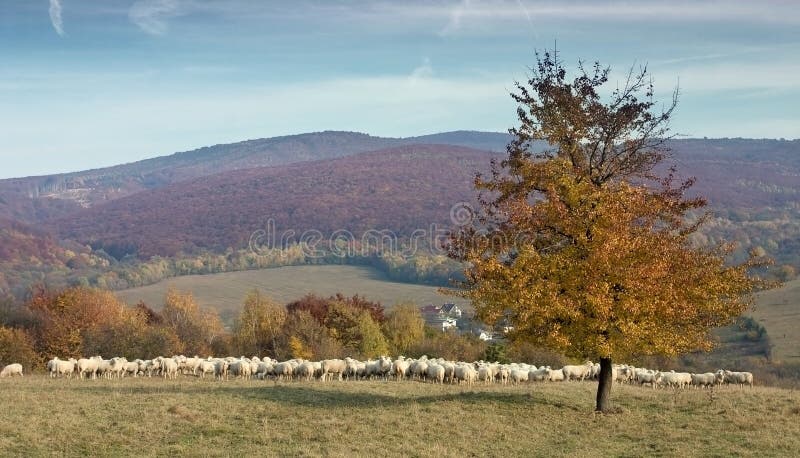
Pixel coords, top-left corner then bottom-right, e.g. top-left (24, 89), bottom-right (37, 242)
top-left (0, 355), bottom-right (752, 388)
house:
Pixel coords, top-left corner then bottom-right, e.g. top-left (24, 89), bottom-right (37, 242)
top-left (427, 316), bottom-right (458, 332)
top-left (477, 331), bottom-right (493, 341)
top-left (420, 304), bottom-right (458, 331)
top-left (440, 303), bottom-right (462, 318)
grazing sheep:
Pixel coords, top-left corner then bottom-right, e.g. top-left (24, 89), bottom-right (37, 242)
top-left (392, 357), bottom-right (410, 381)
top-left (426, 364), bottom-right (445, 384)
top-left (273, 362), bottom-right (293, 381)
top-left (690, 373), bottom-right (717, 389)
top-left (634, 370), bottom-right (661, 388)
top-left (321, 359), bottom-right (347, 382)
top-left (562, 362), bottom-right (593, 381)
top-left (547, 368), bottom-right (565, 382)
top-left (510, 369), bottom-right (529, 385)
top-left (659, 371), bottom-right (692, 389)
top-left (528, 367), bottom-right (549, 382)
top-left (0, 363), bottom-right (23, 378)
top-left (77, 356), bottom-right (103, 380)
top-left (720, 370), bottom-right (754, 387)
top-left (161, 358), bottom-right (179, 380)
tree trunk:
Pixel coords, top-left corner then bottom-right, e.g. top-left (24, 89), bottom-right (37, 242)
top-left (596, 357), bottom-right (613, 412)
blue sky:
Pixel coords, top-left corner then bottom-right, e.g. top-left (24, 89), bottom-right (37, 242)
top-left (0, 0), bottom-right (798, 178)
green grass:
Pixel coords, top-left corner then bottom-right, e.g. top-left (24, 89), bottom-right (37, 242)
top-left (0, 376), bottom-right (798, 457)
top-left (753, 278), bottom-right (800, 363)
top-left (116, 265), bottom-right (469, 324)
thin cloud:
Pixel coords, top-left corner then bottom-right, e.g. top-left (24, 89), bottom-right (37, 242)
top-left (49, 0), bottom-right (64, 36)
top-left (129, 0), bottom-right (182, 35)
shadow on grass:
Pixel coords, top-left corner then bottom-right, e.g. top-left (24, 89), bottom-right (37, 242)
top-left (71, 382), bottom-right (581, 411)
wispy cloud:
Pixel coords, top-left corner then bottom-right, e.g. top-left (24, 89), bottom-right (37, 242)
top-left (129, 0), bottom-right (182, 35)
top-left (49, 0), bottom-right (64, 36)
top-left (439, 0), bottom-right (470, 36)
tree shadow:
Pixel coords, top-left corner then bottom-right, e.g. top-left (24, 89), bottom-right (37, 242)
top-left (71, 381), bottom-right (581, 411)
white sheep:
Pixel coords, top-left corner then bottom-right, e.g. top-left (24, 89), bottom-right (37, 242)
top-left (0, 363), bottom-right (23, 378)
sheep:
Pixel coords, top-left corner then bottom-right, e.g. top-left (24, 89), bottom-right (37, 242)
top-left (214, 360), bottom-right (230, 381)
top-left (659, 371), bottom-right (692, 389)
top-left (160, 358), bottom-right (179, 380)
top-left (321, 359), bottom-right (347, 382)
top-left (690, 373), bottom-right (717, 389)
top-left (48, 358), bottom-right (77, 378)
top-left (273, 362), bottom-right (293, 381)
top-left (412, 360), bottom-right (429, 381)
top-left (392, 357), bottom-right (410, 380)
top-left (528, 367), bottom-right (549, 382)
top-left (294, 362), bottom-right (315, 382)
top-left (547, 368), bottom-right (565, 382)
top-left (562, 362), bottom-right (593, 381)
top-left (0, 363), bottom-right (23, 378)
top-left (721, 370), bottom-right (754, 387)
top-left (453, 364), bottom-right (477, 385)
top-left (510, 369), bottom-right (529, 385)
top-left (634, 369), bottom-right (661, 388)
top-left (198, 361), bottom-right (216, 379)
top-left (477, 366), bottom-right (493, 385)
top-left (77, 356), bottom-right (103, 380)
top-left (426, 364), bottom-right (445, 384)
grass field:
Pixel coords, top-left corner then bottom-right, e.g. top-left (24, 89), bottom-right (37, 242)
top-left (117, 265), bottom-right (800, 364)
top-left (0, 376), bottom-right (797, 457)
top-left (752, 278), bottom-right (800, 363)
top-left (117, 265), bottom-right (469, 324)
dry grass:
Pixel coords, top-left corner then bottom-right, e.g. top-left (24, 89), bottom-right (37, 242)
top-left (0, 376), bottom-right (798, 457)
top-left (116, 265), bottom-right (468, 324)
top-left (753, 278), bottom-right (800, 363)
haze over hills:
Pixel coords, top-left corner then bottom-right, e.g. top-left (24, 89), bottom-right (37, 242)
top-left (0, 131), bottom-right (512, 224)
top-left (0, 130), bottom-right (798, 302)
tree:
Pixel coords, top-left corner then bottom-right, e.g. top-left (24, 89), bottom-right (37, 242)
top-left (161, 288), bottom-right (225, 356)
top-left (232, 289), bottom-right (286, 358)
top-left (382, 302), bottom-right (425, 355)
top-left (447, 51), bottom-right (767, 412)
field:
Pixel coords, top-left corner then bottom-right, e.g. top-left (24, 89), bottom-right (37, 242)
top-left (117, 265), bottom-right (469, 324)
top-left (0, 376), bottom-right (797, 457)
top-left (118, 265), bottom-right (800, 362)
top-left (751, 278), bottom-right (800, 363)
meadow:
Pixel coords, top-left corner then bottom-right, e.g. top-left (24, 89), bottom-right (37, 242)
top-left (116, 265), bottom-right (469, 323)
top-left (0, 375), bottom-right (797, 457)
top-left (117, 266), bottom-right (799, 363)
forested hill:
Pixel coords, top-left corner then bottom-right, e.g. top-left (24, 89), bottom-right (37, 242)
top-left (53, 145), bottom-right (497, 258)
top-left (0, 130), bottom-right (510, 224)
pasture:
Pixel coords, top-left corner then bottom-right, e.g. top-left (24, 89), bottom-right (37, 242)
top-left (0, 375), bottom-right (798, 457)
top-left (117, 265), bottom-right (468, 324)
top-left (117, 266), bottom-right (800, 363)
top-left (751, 278), bottom-right (800, 363)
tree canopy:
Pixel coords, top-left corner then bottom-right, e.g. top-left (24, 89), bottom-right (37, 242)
top-left (447, 50), bottom-right (768, 411)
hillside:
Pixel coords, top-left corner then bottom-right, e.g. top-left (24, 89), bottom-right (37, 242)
top-left (0, 131), bottom-right (510, 225)
top-left (752, 278), bottom-right (800, 363)
top-left (55, 144), bottom-right (496, 258)
top-left (116, 264), bottom-right (469, 324)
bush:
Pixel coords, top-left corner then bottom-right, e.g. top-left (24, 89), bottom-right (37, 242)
top-left (0, 326), bottom-right (39, 371)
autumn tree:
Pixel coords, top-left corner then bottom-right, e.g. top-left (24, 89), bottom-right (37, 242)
top-left (25, 286), bottom-right (127, 358)
top-left (281, 310), bottom-right (343, 360)
top-left (232, 289), bottom-right (287, 358)
top-left (0, 326), bottom-right (39, 370)
top-left (161, 288), bottom-right (225, 356)
top-left (382, 302), bottom-right (425, 355)
top-left (447, 51), bottom-right (766, 412)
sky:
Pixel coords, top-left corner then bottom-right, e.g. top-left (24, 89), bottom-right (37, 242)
top-left (0, 0), bottom-right (798, 178)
